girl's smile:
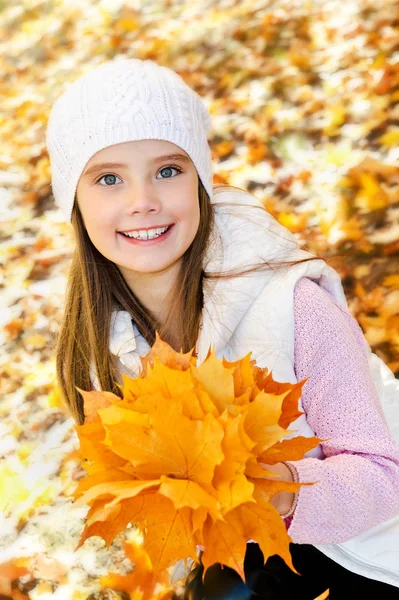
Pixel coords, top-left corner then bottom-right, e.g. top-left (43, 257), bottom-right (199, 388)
top-left (118, 223), bottom-right (175, 243)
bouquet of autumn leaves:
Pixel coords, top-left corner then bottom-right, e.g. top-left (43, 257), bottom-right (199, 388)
top-left (71, 336), bottom-right (321, 597)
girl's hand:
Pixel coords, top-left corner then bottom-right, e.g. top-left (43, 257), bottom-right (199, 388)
top-left (260, 462), bottom-right (295, 516)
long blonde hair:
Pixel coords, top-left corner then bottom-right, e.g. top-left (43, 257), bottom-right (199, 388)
top-left (56, 179), bottom-right (213, 425)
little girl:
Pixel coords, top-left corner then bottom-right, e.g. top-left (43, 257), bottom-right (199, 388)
top-left (46, 58), bottom-right (399, 599)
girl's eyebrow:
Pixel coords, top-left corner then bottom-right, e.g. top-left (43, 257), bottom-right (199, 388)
top-left (83, 154), bottom-right (191, 177)
top-left (83, 162), bottom-right (127, 177)
top-left (153, 153), bottom-right (191, 164)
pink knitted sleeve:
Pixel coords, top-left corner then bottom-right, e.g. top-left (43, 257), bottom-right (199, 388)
top-left (287, 277), bottom-right (399, 544)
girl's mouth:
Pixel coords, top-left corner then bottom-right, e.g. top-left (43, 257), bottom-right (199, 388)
top-left (118, 224), bottom-right (174, 245)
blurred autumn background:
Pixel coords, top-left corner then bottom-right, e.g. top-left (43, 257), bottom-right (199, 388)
top-left (0, 0), bottom-right (398, 598)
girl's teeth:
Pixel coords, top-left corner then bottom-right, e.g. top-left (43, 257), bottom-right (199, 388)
top-left (122, 225), bottom-right (170, 240)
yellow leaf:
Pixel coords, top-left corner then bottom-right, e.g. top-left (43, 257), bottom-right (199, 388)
top-left (85, 494), bottom-right (121, 527)
top-left (74, 478), bottom-right (160, 510)
top-left (191, 351), bottom-right (235, 413)
top-left (255, 374), bottom-right (305, 429)
top-left (222, 353), bottom-right (255, 396)
top-left (192, 506), bottom-right (208, 538)
top-left (213, 413), bottom-right (254, 486)
top-left (384, 275), bottom-right (399, 288)
top-left (47, 386), bottom-right (64, 410)
top-left (215, 473), bottom-right (255, 513)
top-left (127, 494), bottom-right (196, 573)
top-left (232, 502), bottom-right (296, 571)
top-left (323, 105), bottom-right (346, 136)
top-left (354, 172), bottom-right (389, 211)
top-left (0, 460), bottom-right (59, 522)
top-left (213, 140), bottom-right (235, 159)
top-left (75, 419), bottom-right (128, 474)
top-left (116, 17), bottom-right (139, 32)
top-left (76, 498), bottom-right (130, 549)
top-left (140, 332), bottom-right (194, 375)
top-left (100, 538), bottom-right (172, 600)
top-left (213, 415), bottom-right (255, 510)
top-left (244, 391), bottom-right (288, 451)
top-left (278, 212), bottom-right (308, 234)
top-left (0, 462), bottom-right (30, 512)
top-left (77, 388), bottom-right (120, 424)
top-left (259, 436), bottom-right (324, 465)
top-left (16, 442), bottom-right (34, 461)
top-left (379, 127), bottom-right (399, 148)
top-left (251, 477), bottom-right (304, 504)
top-left (0, 558), bottom-right (32, 597)
top-left (159, 477), bottom-right (221, 519)
top-left (100, 404), bottom-right (224, 484)
top-left (201, 516), bottom-right (247, 580)
top-left (72, 467), bottom-right (132, 498)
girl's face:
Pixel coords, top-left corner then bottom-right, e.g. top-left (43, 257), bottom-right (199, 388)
top-left (76, 140), bottom-right (200, 285)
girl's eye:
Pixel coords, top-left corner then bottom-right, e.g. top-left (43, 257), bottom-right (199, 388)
top-left (157, 166), bottom-right (182, 179)
top-left (97, 174), bottom-right (122, 186)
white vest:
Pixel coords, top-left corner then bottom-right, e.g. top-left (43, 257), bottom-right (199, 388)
top-left (103, 187), bottom-right (399, 587)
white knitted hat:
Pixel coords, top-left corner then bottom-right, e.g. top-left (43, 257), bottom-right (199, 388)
top-left (46, 57), bottom-right (214, 222)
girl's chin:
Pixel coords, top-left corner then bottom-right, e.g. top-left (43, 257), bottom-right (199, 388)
top-left (118, 258), bottom-right (183, 277)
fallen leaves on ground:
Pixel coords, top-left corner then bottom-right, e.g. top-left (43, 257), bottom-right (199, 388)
top-left (1, 0), bottom-right (398, 598)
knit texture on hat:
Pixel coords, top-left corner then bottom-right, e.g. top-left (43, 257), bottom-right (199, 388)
top-left (46, 57), bottom-right (214, 222)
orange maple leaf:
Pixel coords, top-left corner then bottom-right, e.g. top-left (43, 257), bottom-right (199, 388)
top-left (0, 558), bottom-right (32, 598)
top-left (100, 535), bottom-right (174, 599)
top-left (72, 336), bottom-right (320, 587)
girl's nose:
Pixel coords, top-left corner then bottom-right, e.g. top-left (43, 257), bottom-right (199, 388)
top-left (125, 181), bottom-right (161, 215)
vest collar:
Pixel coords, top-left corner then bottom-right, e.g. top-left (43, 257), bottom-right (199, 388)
top-left (110, 187), bottom-right (345, 365)
top-left (109, 187), bottom-right (277, 362)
